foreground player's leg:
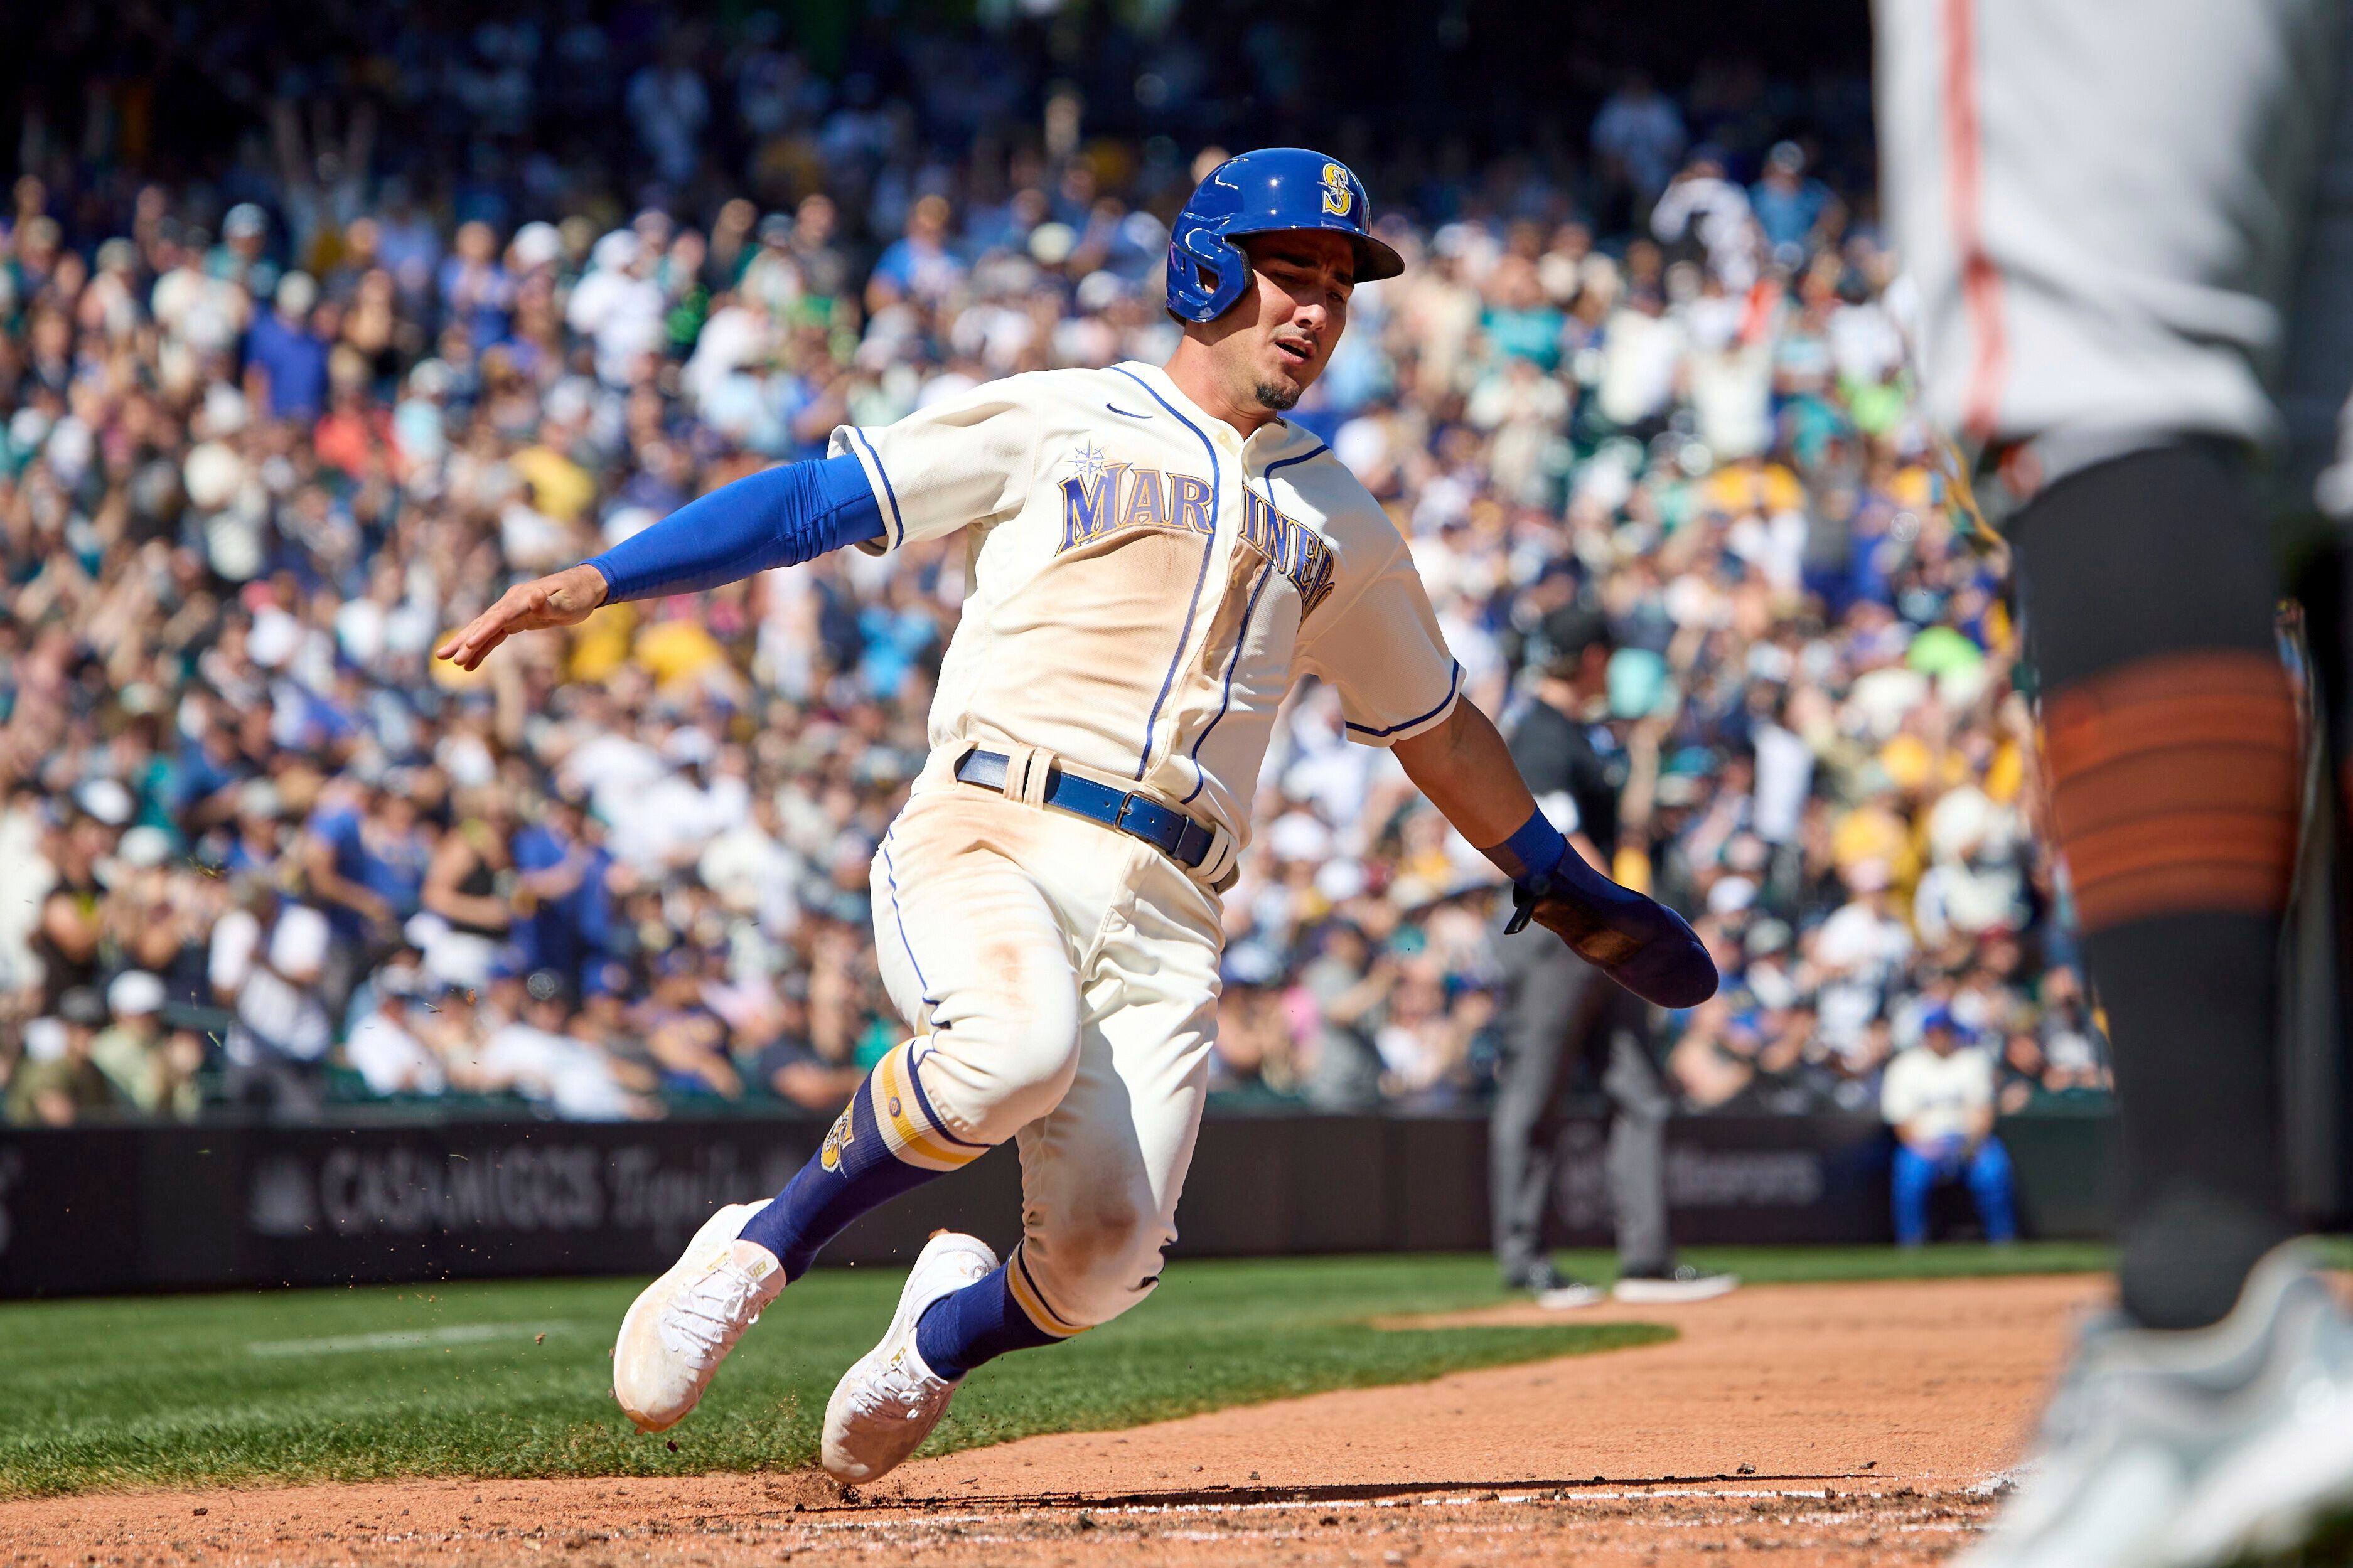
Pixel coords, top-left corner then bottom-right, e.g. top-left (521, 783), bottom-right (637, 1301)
top-left (1873, 0), bottom-right (2353, 1554)
top-left (2021, 445), bottom-right (2295, 1329)
top-left (1961, 445), bottom-right (2353, 1567)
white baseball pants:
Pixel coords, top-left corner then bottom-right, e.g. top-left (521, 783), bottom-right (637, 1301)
top-left (864, 772), bottom-right (1223, 1334)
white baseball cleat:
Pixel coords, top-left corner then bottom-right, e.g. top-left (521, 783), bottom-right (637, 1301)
top-left (1958, 1242), bottom-right (2353, 1568)
top-left (1514, 1262), bottom-right (1602, 1310)
top-left (612, 1200), bottom-right (786, 1433)
top-left (1535, 1280), bottom-right (1605, 1311)
top-left (821, 1230), bottom-right (999, 1484)
top-left (1611, 1266), bottom-right (1739, 1305)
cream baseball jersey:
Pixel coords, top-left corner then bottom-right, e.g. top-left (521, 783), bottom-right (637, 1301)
top-left (830, 360), bottom-right (1462, 844)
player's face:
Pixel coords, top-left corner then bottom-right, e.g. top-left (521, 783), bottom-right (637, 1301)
top-left (1226, 230), bottom-right (1354, 411)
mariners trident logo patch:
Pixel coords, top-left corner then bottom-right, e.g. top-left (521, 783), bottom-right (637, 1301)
top-left (820, 1104), bottom-right (855, 1171)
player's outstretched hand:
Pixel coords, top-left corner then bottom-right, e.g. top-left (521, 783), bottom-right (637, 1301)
top-left (1506, 853), bottom-right (1718, 1010)
top-left (436, 563), bottom-right (611, 671)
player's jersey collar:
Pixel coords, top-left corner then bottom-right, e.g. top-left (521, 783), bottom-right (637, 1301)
top-left (1117, 361), bottom-right (1319, 466)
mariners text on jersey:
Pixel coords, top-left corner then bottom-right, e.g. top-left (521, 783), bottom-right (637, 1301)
top-left (1057, 443), bottom-right (1339, 617)
top-left (829, 360), bottom-right (1462, 847)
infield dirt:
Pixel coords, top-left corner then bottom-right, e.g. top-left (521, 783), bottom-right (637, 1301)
top-left (0, 1271), bottom-right (2099, 1565)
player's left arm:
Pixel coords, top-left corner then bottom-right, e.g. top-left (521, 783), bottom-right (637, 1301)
top-left (1312, 531), bottom-right (1715, 1008)
top-left (1298, 528), bottom-right (1609, 902)
top-left (1398, 699), bottom-right (1715, 1008)
top-left (436, 455), bottom-right (884, 670)
top-left (1392, 700), bottom-right (1608, 871)
top-left (1391, 701), bottom-right (1560, 850)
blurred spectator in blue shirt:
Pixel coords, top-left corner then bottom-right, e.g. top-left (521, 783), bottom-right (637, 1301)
top-left (302, 780), bottom-right (397, 946)
top-left (1751, 142), bottom-right (1833, 258)
top-left (867, 195), bottom-right (967, 310)
top-left (512, 795), bottom-right (614, 989)
top-left (244, 272), bottom-right (331, 420)
top-left (437, 221), bottom-right (516, 348)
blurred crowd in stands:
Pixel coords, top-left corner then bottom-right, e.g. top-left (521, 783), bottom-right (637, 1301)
top-left (0, 3), bottom-right (2108, 1125)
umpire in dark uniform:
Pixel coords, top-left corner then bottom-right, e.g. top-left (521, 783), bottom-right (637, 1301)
top-left (1491, 607), bottom-right (1735, 1307)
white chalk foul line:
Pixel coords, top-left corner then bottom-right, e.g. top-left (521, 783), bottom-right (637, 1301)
top-left (247, 1321), bottom-right (581, 1357)
top-left (787, 1485), bottom-right (1985, 1533)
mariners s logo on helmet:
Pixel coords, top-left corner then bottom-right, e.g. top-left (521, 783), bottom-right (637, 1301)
top-left (1321, 163), bottom-right (1353, 216)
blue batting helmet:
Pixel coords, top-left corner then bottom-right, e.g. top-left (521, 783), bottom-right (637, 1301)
top-left (1165, 147), bottom-right (1405, 323)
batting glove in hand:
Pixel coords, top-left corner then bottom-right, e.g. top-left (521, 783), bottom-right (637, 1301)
top-left (1505, 851), bottom-right (1718, 1010)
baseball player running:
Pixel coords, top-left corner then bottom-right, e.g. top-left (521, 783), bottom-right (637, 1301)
top-left (1875, 3), bottom-right (2353, 1564)
top-left (441, 148), bottom-right (1714, 1486)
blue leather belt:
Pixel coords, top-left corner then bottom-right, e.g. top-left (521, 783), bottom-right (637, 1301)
top-left (955, 749), bottom-right (1216, 872)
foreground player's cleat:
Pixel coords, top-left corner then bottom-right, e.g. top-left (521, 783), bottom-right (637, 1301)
top-left (1611, 1265), bottom-right (1739, 1305)
top-left (822, 1231), bottom-right (999, 1484)
top-left (1959, 1243), bottom-right (2353, 1568)
top-left (612, 1200), bottom-right (785, 1433)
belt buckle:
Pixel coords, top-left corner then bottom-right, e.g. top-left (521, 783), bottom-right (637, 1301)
top-left (1113, 792), bottom-right (1169, 853)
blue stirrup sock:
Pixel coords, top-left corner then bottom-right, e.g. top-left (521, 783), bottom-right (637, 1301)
top-left (737, 1042), bottom-right (985, 1279)
top-left (916, 1248), bottom-right (1079, 1380)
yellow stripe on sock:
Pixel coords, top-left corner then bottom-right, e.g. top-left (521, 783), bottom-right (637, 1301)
top-left (872, 1045), bottom-right (980, 1173)
top-left (1004, 1243), bottom-right (1088, 1339)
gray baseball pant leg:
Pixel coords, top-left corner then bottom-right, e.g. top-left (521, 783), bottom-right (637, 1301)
top-left (1492, 937), bottom-right (1588, 1285)
top-left (1599, 996), bottom-right (1675, 1277)
top-left (1492, 940), bottom-right (1673, 1281)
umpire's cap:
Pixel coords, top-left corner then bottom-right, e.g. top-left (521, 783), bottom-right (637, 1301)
top-left (1536, 604), bottom-right (1616, 676)
top-left (1166, 148), bottom-right (1405, 323)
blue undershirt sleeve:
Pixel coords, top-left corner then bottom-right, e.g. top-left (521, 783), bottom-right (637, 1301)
top-left (582, 454), bottom-right (885, 602)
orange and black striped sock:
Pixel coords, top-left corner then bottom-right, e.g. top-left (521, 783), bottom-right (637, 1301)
top-left (2041, 650), bottom-right (2298, 933)
top-left (2021, 444), bottom-right (2296, 1330)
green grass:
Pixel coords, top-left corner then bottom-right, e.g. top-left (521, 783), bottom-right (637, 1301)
top-left (1633, 1237), bottom-right (2353, 1286)
top-left (1564, 1239), bottom-right (2122, 1286)
top-left (0, 1254), bottom-right (1655, 1498)
top-left (0, 1240), bottom-right (2155, 1499)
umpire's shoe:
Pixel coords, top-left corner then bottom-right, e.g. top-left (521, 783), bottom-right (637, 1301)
top-left (1961, 1242), bottom-right (2353, 1568)
top-left (613, 1200), bottom-right (785, 1432)
top-left (822, 1230), bottom-right (998, 1483)
top-left (1611, 1264), bottom-right (1739, 1305)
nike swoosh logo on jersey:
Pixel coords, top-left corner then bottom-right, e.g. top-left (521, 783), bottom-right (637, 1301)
top-left (1106, 403), bottom-right (1153, 420)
